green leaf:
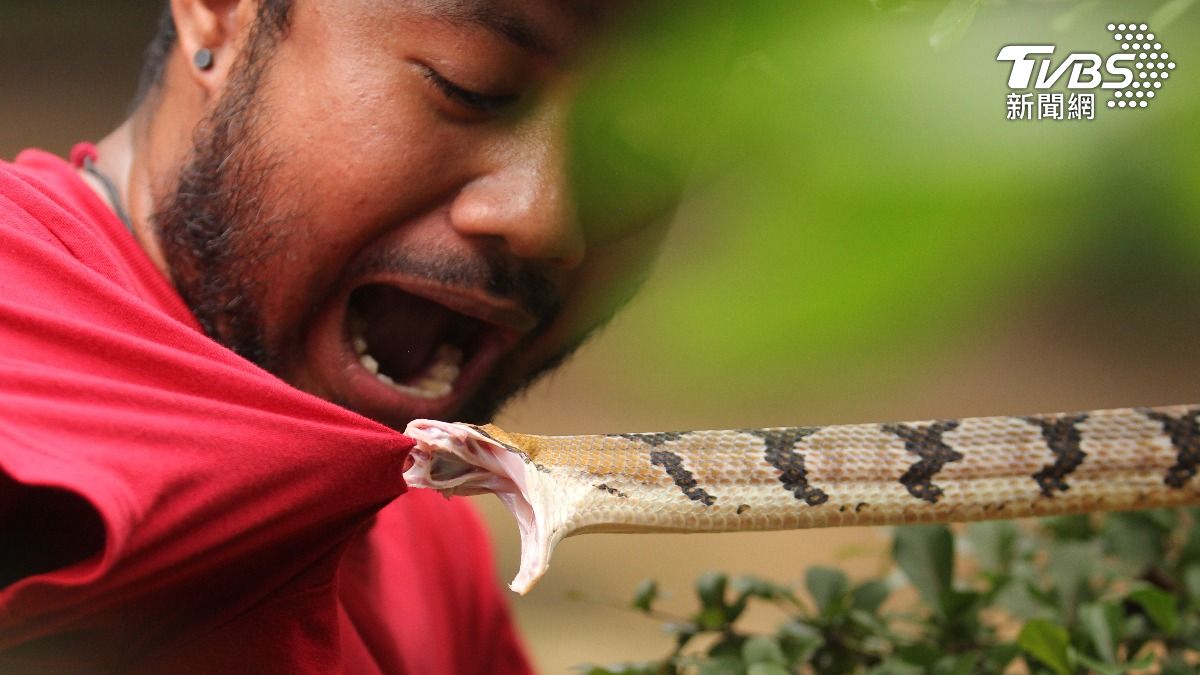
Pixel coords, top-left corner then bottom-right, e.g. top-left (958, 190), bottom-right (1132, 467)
top-left (1047, 541), bottom-right (1098, 617)
top-left (805, 566), bottom-right (848, 617)
top-left (846, 608), bottom-right (891, 637)
top-left (1042, 514), bottom-right (1093, 541)
top-left (633, 579), bottom-right (659, 613)
top-left (732, 576), bottom-right (801, 607)
top-left (697, 572), bottom-right (729, 612)
top-left (1184, 564), bottom-right (1200, 605)
top-left (697, 654), bottom-right (745, 675)
top-left (1078, 602), bottom-right (1120, 663)
top-left (995, 579), bottom-right (1048, 619)
top-left (1150, 0), bottom-right (1198, 30)
top-left (746, 665), bottom-right (789, 675)
top-left (928, 0), bottom-right (981, 50)
top-left (851, 579), bottom-right (891, 613)
top-left (965, 521), bottom-right (1018, 575)
top-left (696, 606), bottom-right (727, 631)
top-left (893, 525), bottom-right (954, 610)
top-left (867, 658), bottom-right (923, 675)
top-left (741, 636), bottom-right (786, 665)
top-left (939, 588), bottom-right (980, 622)
top-left (1128, 586), bottom-right (1179, 636)
top-left (1126, 652), bottom-right (1157, 670)
top-left (707, 634), bottom-right (746, 659)
top-left (897, 643), bottom-right (940, 667)
top-left (1072, 652), bottom-right (1124, 675)
top-left (932, 654), bottom-right (978, 675)
top-left (1017, 619), bottom-right (1071, 675)
top-left (1102, 513), bottom-right (1167, 570)
top-left (777, 621), bottom-right (823, 664)
top-left (984, 643), bottom-right (1021, 670)
top-left (1179, 524), bottom-right (1200, 567)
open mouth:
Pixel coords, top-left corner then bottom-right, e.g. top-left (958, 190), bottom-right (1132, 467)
top-left (346, 284), bottom-right (488, 401)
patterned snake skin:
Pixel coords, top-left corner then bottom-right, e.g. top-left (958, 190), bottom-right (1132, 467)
top-left (402, 405), bottom-right (1200, 593)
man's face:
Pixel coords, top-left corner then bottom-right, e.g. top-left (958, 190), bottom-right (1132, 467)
top-left (154, 0), bottom-right (671, 427)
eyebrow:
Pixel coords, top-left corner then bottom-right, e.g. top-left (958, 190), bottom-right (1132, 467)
top-left (423, 0), bottom-right (558, 57)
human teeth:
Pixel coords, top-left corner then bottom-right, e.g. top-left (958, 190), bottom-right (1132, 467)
top-left (353, 336), bottom-right (368, 356)
top-left (396, 381), bottom-right (453, 399)
top-left (361, 342), bottom-right (466, 400)
top-left (428, 345), bottom-right (462, 383)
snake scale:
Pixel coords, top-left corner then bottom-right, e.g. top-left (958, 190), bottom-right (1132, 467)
top-left (402, 404), bottom-right (1200, 594)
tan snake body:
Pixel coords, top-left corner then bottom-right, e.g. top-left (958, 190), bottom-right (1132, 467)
top-left (401, 404), bottom-right (1200, 593)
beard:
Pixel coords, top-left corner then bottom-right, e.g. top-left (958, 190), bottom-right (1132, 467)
top-left (150, 33), bottom-right (582, 426)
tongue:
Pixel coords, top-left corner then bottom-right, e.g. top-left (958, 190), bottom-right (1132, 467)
top-left (353, 285), bottom-right (450, 383)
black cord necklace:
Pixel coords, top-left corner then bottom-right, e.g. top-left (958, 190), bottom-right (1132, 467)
top-left (81, 156), bottom-right (134, 234)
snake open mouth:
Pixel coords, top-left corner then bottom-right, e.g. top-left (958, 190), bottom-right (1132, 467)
top-left (403, 420), bottom-right (555, 594)
top-left (346, 284), bottom-right (486, 400)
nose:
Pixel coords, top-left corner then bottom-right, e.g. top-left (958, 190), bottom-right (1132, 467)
top-left (449, 106), bottom-right (586, 270)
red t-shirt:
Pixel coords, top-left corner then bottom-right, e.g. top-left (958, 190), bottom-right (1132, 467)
top-left (0, 147), bottom-right (532, 674)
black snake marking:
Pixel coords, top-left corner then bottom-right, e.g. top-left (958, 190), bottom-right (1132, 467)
top-left (650, 448), bottom-right (718, 506)
top-left (595, 483), bottom-right (629, 499)
top-left (1141, 408), bottom-right (1200, 489)
top-left (747, 428), bottom-right (829, 506)
top-left (882, 420), bottom-right (963, 504)
top-left (617, 431), bottom-right (687, 446)
top-left (1024, 414), bottom-right (1089, 497)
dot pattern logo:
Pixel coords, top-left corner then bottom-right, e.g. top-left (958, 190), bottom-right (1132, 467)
top-left (1107, 23), bottom-right (1175, 109)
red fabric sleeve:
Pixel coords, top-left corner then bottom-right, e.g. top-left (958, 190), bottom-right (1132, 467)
top-left (338, 492), bottom-right (534, 674)
top-left (0, 157), bottom-right (414, 670)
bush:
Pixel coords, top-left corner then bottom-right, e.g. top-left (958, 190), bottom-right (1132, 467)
top-left (578, 508), bottom-right (1200, 674)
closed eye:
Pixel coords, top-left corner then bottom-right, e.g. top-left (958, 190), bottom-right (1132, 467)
top-left (420, 65), bottom-right (519, 115)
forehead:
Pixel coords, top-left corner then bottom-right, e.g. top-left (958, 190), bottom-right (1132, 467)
top-left (399, 0), bottom-right (621, 58)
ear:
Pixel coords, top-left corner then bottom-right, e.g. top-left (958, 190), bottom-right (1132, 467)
top-left (169, 0), bottom-right (258, 95)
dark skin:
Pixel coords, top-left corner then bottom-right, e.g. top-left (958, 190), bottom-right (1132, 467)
top-left (81, 0), bottom-right (670, 429)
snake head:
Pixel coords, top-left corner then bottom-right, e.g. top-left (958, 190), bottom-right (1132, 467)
top-left (402, 420), bottom-right (529, 496)
top-left (403, 419), bottom-right (556, 594)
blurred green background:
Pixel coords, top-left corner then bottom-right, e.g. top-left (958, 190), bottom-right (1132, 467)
top-left (3, 1), bottom-right (1198, 672)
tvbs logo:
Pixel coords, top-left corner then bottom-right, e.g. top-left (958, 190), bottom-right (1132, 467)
top-left (997, 23), bottom-right (1175, 118)
top-left (997, 45), bottom-right (1135, 90)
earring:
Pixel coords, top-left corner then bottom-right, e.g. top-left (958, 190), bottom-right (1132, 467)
top-left (194, 48), bottom-right (215, 71)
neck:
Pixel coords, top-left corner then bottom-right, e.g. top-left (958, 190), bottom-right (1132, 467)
top-left (84, 115), bottom-right (172, 281)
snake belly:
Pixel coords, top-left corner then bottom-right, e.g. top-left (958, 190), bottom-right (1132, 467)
top-left (402, 405), bottom-right (1200, 594)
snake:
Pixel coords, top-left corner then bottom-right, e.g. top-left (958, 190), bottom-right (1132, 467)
top-left (401, 404), bottom-right (1200, 594)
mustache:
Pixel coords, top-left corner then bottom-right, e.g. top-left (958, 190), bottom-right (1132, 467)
top-left (345, 245), bottom-right (564, 328)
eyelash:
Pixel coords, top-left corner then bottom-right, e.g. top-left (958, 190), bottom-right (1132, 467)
top-left (420, 66), bottom-right (518, 115)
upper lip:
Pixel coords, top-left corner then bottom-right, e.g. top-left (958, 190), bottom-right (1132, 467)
top-left (355, 273), bottom-right (540, 335)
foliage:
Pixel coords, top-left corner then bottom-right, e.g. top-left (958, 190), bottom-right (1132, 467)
top-left (568, 0), bottom-right (1200, 407)
top-left (576, 509), bottom-right (1200, 674)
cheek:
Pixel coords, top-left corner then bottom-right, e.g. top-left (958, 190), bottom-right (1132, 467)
top-left (258, 26), bottom-right (472, 255)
